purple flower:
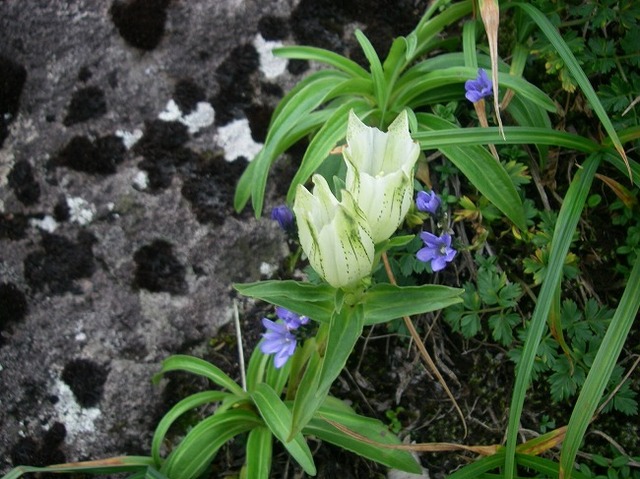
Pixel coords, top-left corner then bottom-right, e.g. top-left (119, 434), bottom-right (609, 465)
top-left (275, 306), bottom-right (309, 329)
top-left (416, 232), bottom-right (457, 272)
top-left (465, 69), bottom-right (493, 103)
top-left (270, 205), bottom-right (295, 231)
top-left (260, 318), bottom-right (297, 368)
top-left (416, 190), bottom-right (441, 215)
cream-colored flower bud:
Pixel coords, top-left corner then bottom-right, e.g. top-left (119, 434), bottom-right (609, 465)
top-left (343, 110), bottom-right (420, 244)
top-left (293, 175), bottom-right (374, 289)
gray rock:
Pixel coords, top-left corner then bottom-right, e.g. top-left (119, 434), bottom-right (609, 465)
top-left (0, 0), bottom-right (298, 472)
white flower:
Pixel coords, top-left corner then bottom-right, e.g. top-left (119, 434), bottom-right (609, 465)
top-left (343, 110), bottom-right (420, 244)
top-left (293, 175), bottom-right (374, 289)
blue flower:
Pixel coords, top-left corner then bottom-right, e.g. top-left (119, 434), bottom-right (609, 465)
top-left (270, 204), bottom-right (295, 231)
top-left (416, 190), bottom-right (441, 215)
top-left (416, 232), bottom-right (457, 272)
top-left (275, 306), bottom-right (309, 329)
top-left (465, 69), bottom-right (493, 103)
top-left (260, 318), bottom-right (297, 368)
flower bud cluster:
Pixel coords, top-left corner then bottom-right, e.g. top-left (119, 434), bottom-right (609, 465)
top-left (293, 110), bottom-right (421, 289)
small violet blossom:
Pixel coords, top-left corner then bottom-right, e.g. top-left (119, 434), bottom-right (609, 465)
top-left (464, 69), bottom-right (493, 103)
top-left (416, 190), bottom-right (441, 215)
top-left (260, 319), bottom-right (297, 368)
top-left (416, 232), bottom-right (457, 272)
top-left (275, 306), bottom-right (309, 329)
top-left (260, 307), bottom-right (309, 368)
top-left (271, 204), bottom-right (295, 231)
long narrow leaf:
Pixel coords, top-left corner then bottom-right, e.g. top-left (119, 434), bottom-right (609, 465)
top-left (274, 46), bottom-right (369, 79)
top-left (413, 126), bottom-right (599, 153)
top-left (250, 74), bottom-right (346, 216)
top-left (244, 426), bottom-right (273, 479)
top-left (161, 409), bottom-right (261, 479)
top-left (394, 67), bottom-right (556, 113)
top-left (447, 451), bottom-right (506, 479)
top-left (151, 391), bottom-right (230, 465)
top-left (153, 355), bottom-right (245, 397)
top-left (252, 383), bottom-right (317, 475)
top-left (354, 30), bottom-right (386, 110)
top-left (560, 255), bottom-right (640, 479)
top-left (511, 2), bottom-right (629, 176)
top-left (503, 154), bottom-right (600, 478)
top-left (303, 399), bottom-right (422, 473)
top-left (417, 114), bottom-right (527, 230)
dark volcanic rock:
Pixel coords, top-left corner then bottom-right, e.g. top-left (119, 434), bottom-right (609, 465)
top-left (53, 135), bottom-right (126, 175)
top-left (0, 54), bottom-right (26, 147)
top-left (133, 239), bottom-right (187, 294)
top-left (7, 159), bottom-right (40, 205)
top-left (61, 359), bottom-right (109, 408)
top-left (110, 0), bottom-right (171, 51)
top-left (63, 86), bottom-right (107, 126)
top-left (24, 232), bottom-right (96, 295)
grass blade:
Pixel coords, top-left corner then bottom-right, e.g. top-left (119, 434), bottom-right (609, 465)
top-left (559, 255), bottom-right (640, 478)
top-left (151, 391), bottom-right (230, 465)
top-left (503, 154), bottom-right (601, 478)
top-left (511, 2), bottom-right (629, 177)
top-left (153, 355), bottom-right (245, 397)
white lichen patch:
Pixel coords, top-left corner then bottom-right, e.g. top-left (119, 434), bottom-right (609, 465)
top-left (115, 128), bottom-right (143, 149)
top-left (67, 196), bottom-right (96, 225)
top-left (182, 102), bottom-right (215, 134)
top-left (52, 378), bottom-right (101, 439)
top-left (217, 118), bottom-right (263, 162)
top-left (253, 33), bottom-right (288, 79)
top-left (30, 215), bottom-right (59, 233)
top-left (158, 99), bottom-right (215, 134)
top-left (133, 170), bottom-right (149, 190)
top-left (259, 261), bottom-right (278, 278)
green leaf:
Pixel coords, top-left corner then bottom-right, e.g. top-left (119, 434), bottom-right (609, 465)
top-left (503, 153), bottom-right (600, 478)
top-left (318, 303), bottom-right (365, 394)
top-left (412, 126), bottom-right (598, 153)
top-left (251, 383), bottom-right (317, 476)
top-left (234, 280), bottom-right (336, 323)
top-left (161, 409), bottom-right (261, 479)
top-left (462, 20), bottom-right (478, 68)
top-left (274, 46), bottom-right (369, 79)
top-left (416, 114), bottom-right (527, 230)
top-left (151, 390), bottom-right (231, 465)
top-left (290, 304), bottom-right (364, 438)
top-left (302, 398), bottom-right (422, 474)
top-left (246, 341), bottom-right (270, 393)
top-left (560, 254), bottom-right (640, 478)
top-left (510, 2), bottom-right (629, 176)
top-left (393, 66), bottom-right (556, 113)
top-left (286, 99), bottom-right (371, 204)
top-left (447, 450), bottom-right (506, 479)
top-left (354, 29), bottom-right (386, 109)
top-left (247, 72), bottom-right (348, 216)
top-left (153, 355), bottom-right (245, 397)
top-left (489, 313), bottom-right (519, 346)
top-left (144, 466), bottom-right (170, 479)
top-left (362, 283), bottom-right (463, 325)
top-left (244, 426), bottom-right (273, 479)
